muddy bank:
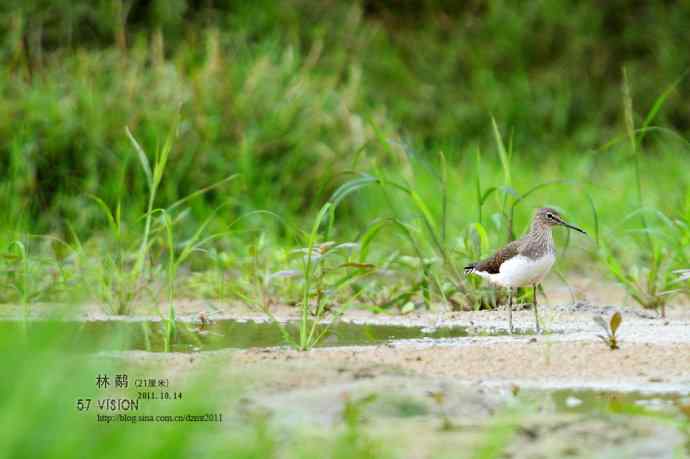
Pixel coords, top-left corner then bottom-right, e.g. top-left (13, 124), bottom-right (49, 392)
top-left (7, 289), bottom-right (690, 389)
top-left (100, 338), bottom-right (690, 459)
top-left (59, 293), bottom-right (687, 459)
top-left (228, 337), bottom-right (690, 391)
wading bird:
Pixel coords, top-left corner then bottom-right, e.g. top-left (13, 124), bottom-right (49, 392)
top-left (464, 207), bottom-right (587, 333)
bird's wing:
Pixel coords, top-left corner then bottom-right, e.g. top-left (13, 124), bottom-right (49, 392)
top-left (468, 240), bottom-right (520, 274)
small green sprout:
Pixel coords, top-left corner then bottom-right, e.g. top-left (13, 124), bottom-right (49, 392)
top-left (427, 389), bottom-right (457, 431)
top-left (341, 393), bottom-right (377, 430)
top-left (594, 311), bottom-right (622, 350)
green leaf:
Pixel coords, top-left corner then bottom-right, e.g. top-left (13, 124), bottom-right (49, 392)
top-left (610, 311), bottom-right (622, 335)
top-left (329, 174), bottom-right (378, 207)
top-left (480, 187), bottom-right (498, 205)
top-left (468, 222), bottom-right (490, 256)
top-left (168, 174), bottom-right (239, 212)
top-left (586, 193), bottom-right (600, 247)
top-left (491, 116), bottom-right (511, 187)
top-left (622, 67), bottom-right (636, 152)
top-left (401, 302), bottom-right (416, 314)
top-left (639, 70), bottom-right (688, 145)
top-left (409, 190), bottom-right (438, 231)
top-left (358, 219), bottom-right (390, 263)
top-left (87, 194), bottom-right (119, 236)
top-left (125, 126), bottom-right (153, 187)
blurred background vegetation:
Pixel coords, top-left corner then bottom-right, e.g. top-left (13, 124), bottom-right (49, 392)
top-left (2, 5), bottom-right (690, 458)
top-left (0, 0), bottom-right (689, 311)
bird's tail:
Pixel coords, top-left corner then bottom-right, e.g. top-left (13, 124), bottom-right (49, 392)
top-left (463, 263), bottom-right (476, 275)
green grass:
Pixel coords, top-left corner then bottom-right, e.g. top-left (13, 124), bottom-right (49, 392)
top-left (0, 2), bottom-right (689, 320)
top-left (2, 106), bottom-right (690, 320)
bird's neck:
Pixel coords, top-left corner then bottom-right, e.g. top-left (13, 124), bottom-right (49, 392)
top-left (526, 223), bottom-right (555, 256)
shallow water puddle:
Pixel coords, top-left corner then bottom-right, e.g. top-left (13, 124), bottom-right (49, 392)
top-left (549, 389), bottom-right (690, 417)
top-left (0, 319), bottom-right (528, 352)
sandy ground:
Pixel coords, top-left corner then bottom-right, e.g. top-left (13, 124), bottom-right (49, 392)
top-left (7, 277), bottom-right (690, 458)
top-left (229, 333), bottom-right (690, 392)
top-left (7, 276), bottom-right (690, 390)
top-left (96, 303), bottom-right (690, 459)
top-left (87, 299), bottom-right (690, 458)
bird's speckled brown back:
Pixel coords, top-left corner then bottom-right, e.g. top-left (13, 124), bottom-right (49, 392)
top-left (465, 208), bottom-right (558, 274)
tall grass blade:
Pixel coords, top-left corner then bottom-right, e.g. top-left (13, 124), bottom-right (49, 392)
top-left (639, 70), bottom-right (688, 145)
top-left (125, 126), bottom-right (153, 187)
top-left (491, 116), bottom-right (511, 187)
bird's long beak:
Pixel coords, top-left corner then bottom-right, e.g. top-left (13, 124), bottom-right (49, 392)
top-left (556, 217), bottom-right (587, 235)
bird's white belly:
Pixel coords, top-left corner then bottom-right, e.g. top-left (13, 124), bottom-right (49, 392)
top-left (481, 254), bottom-right (555, 288)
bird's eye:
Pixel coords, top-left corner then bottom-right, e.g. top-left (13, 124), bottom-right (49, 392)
top-left (547, 213), bottom-right (554, 219)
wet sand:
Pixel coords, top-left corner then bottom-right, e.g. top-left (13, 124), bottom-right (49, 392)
top-left (6, 278), bottom-right (690, 458)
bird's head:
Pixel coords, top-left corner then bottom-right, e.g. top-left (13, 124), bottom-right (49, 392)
top-left (534, 207), bottom-right (587, 234)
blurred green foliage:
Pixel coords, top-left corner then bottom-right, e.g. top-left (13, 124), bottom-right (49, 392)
top-left (0, 1), bottom-right (689, 312)
top-left (0, 323), bottom-right (395, 459)
top-left (1, 4), bottom-right (689, 455)
top-left (1, 1), bottom-right (690, 233)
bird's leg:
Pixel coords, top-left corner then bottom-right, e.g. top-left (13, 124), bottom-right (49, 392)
top-left (533, 284), bottom-right (541, 334)
top-left (508, 288), bottom-right (514, 334)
